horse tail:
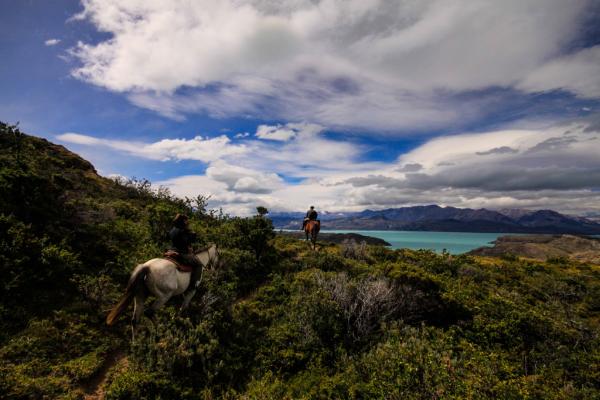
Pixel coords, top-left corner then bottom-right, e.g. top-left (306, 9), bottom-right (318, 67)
top-left (106, 265), bottom-right (149, 326)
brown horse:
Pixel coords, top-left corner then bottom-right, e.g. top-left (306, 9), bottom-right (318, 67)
top-left (304, 220), bottom-right (320, 249)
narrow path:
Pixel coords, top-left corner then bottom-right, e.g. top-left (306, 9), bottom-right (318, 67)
top-left (83, 349), bottom-right (128, 400)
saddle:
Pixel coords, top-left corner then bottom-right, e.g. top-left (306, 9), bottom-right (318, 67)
top-left (163, 250), bottom-right (193, 273)
top-left (305, 219), bottom-right (320, 227)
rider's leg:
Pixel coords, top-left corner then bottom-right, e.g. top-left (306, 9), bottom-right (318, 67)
top-left (181, 256), bottom-right (203, 312)
top-left (302, 217), bottom-right (310, 230)
top-left (182, 254), bottom-right (203, 295)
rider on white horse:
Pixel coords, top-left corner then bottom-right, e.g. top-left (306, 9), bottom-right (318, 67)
top-left (169, 214), bottom-right (203, 295)
top-left (106, 215), bottom-right (219, 335)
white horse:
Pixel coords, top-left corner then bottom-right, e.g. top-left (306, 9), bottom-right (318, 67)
top-left (106, 244), bottom-right (220, 336)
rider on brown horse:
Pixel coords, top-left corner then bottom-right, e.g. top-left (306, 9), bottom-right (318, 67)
top-left (169, 214), bottom-right (203, 294)
top-left (302, 206), bottom-right (318, 230)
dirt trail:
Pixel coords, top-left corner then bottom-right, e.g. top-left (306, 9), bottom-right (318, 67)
top-left (83, 349), bottom-right (128, 400)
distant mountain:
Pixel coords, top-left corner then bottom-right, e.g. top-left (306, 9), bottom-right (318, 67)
top-left (270, 205), bottom-right (600, 234)
top-left (496, 208), bottom-right (534, 220)
top-left (270, 210), bottom-right (357, 228)
top-left (581, 212), bottom-right (600, 223)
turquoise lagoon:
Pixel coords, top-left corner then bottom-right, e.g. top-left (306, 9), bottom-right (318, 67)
top-left (322, 230), bottom-right (524, 254)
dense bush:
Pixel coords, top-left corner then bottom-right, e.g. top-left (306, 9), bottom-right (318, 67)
top-left (105, 370), bottom-right (193, 400)
top-left (0, 311), bottom-right (118, 399)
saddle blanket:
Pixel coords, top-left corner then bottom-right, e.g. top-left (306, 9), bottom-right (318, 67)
top-left (162, 250), bottom-right (193, 273)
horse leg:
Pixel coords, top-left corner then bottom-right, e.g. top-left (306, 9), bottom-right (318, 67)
top-left (180, 289), bottom-right (197, 314)
top-left (149, 293), bottom-right (170, 316)
top-left (131, 291), bottom-right (146, 341)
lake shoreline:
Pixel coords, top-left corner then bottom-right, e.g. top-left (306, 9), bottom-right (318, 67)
top-left (276, 230), bottom-right (391, 246)
top-left (277, 229), bottom-right (600, 254)
top-left (309, 229), bottom-right (529, 254)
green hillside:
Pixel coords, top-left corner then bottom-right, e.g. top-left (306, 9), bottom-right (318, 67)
top-left (0, 122), bottom-right (599, 399)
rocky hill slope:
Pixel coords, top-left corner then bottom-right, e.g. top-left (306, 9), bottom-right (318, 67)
top-left (469, 234), bottom-right (600, 264)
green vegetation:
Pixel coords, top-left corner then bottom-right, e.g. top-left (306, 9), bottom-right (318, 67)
top-left (1, 122), bottom-right (599, 399)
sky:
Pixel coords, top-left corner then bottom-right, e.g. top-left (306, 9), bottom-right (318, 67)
top-left (1, 0), bottom-right (600, 216)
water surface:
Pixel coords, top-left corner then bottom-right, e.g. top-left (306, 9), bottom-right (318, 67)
top-left (322, 230), bottom-right (525, 254)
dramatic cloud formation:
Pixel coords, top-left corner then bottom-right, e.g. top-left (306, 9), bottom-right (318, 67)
top-left (54, 1), bottom-right (600, 215)
top-left (70, 0), bottom-right (599, 131)
top-left (58, 119), bottom-right (600, 215)
top-left (331, 121), bottom-right (600, 213)
top-left (393, 125), bottom-right (600, 186)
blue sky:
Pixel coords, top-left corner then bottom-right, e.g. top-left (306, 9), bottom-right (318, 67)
top-left (2, 0), bottom-right (600, 215)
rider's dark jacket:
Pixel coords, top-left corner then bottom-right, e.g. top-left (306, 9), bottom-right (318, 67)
top-left (169, 227), bottom-right (197, 254)
top-left (306, 209), bottom-right (318, 220)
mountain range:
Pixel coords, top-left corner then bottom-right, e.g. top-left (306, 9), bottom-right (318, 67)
top-left (270, 205), bottom-right (600, 234)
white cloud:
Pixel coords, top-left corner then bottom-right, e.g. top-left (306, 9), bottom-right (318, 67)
top-left (59, 132), bottom-right (103, 145)
top-left (69, 0), bottom-right (598, 131)
top-left (157, 172), bottom-right (356, 216)
top-left (106, 173), bottom-right (128, 181)
top-left (206, 160), bottom-right (284, 194)
top-left (241, 122), bottom-right (378, 176)
top-left (45, 38), bottom-right (61, 46)
top-left (255, 122), bottom-right (322, 142)
top-left (256, 124), bottom-right (298, 141)
top-left (518, 46), bottom-right (600, 99)
top-left (397, 129), bottom-right (541, 170)
top-left (57, 121), bottom-right (375, 177)
top-left (397, 124), bottom-right (600, 170)
top-left (142, 136), bottom-right (246, 161)
top-left (57, 132), bottom-right (246, 163)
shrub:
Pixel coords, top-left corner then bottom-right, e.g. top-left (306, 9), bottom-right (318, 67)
top-left (340, 239), bottom-right (368, 260)
top-left (105, 370), bottom-right (192, 400)
top-left (130, 309), bottom-right (223, 387)
top-left (303, 251), bottom-right (350, 272)
top-left (71, 273), bottom-right (121, 313)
